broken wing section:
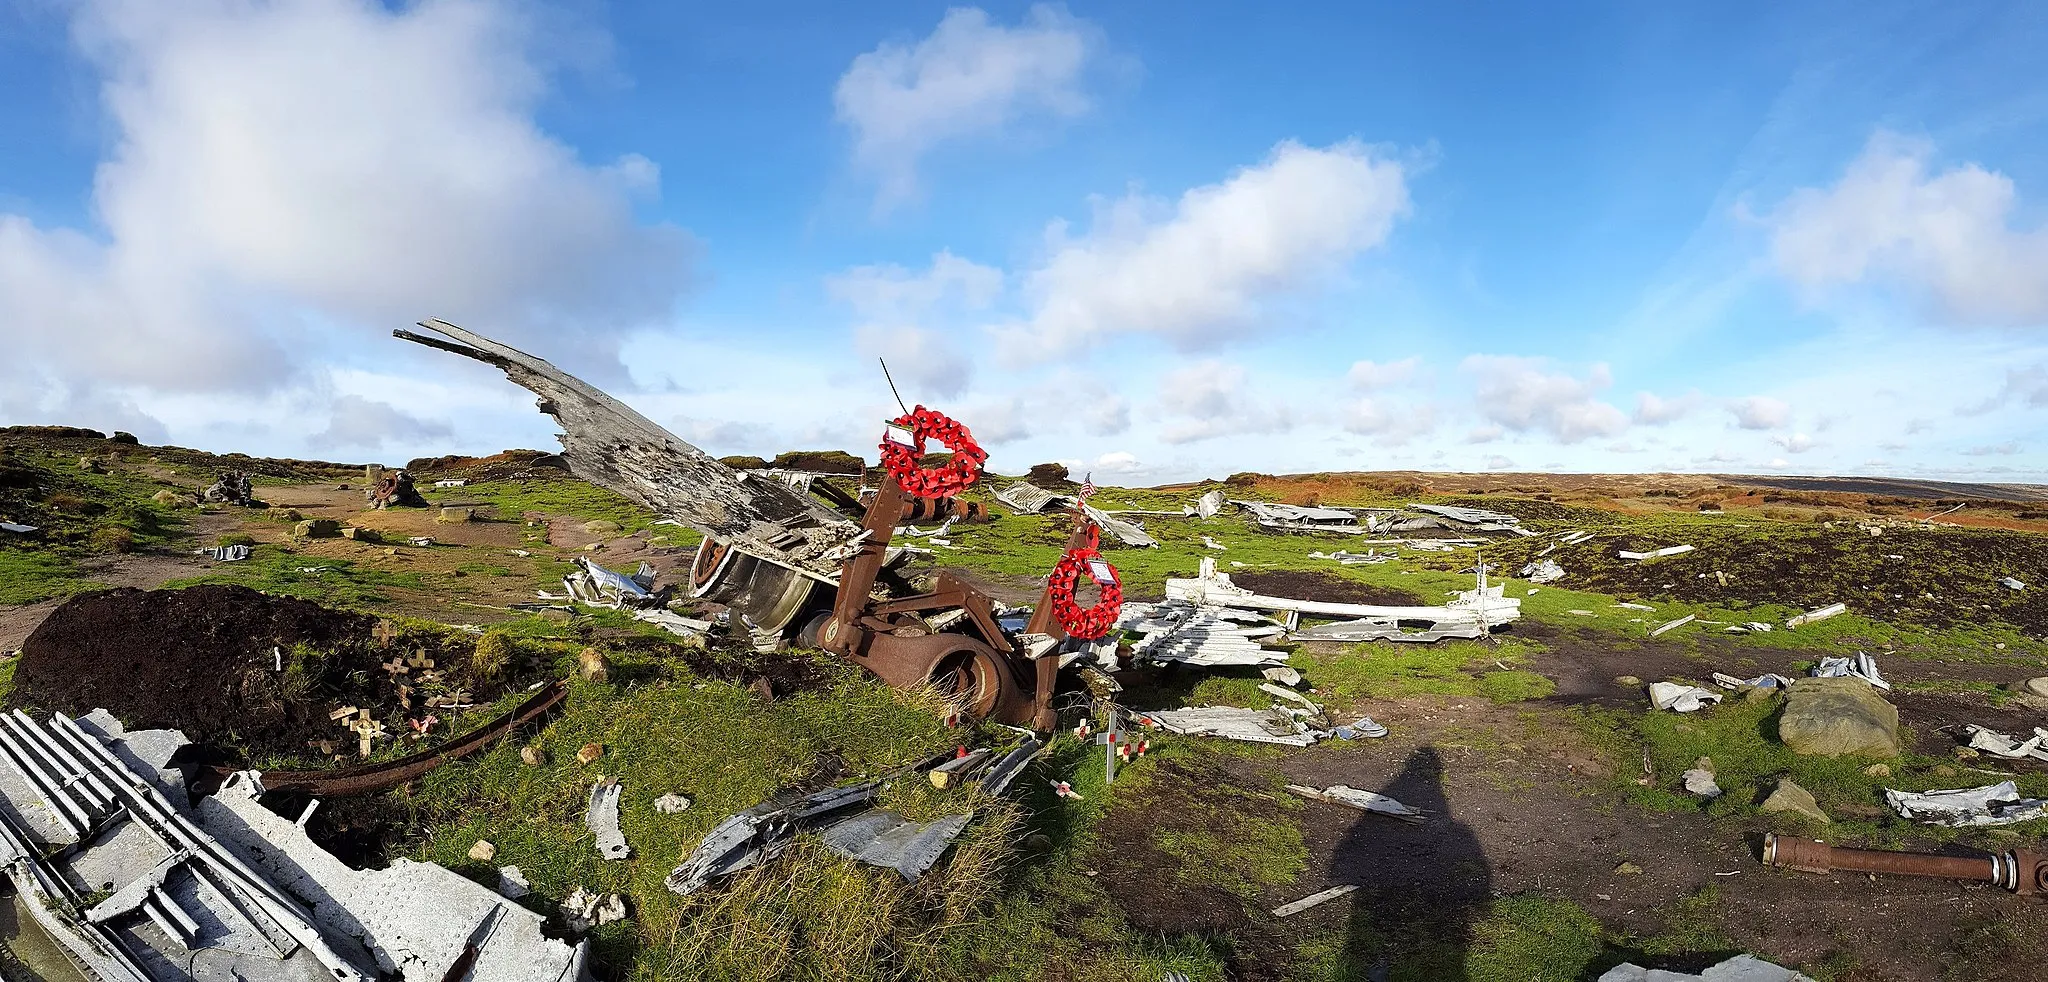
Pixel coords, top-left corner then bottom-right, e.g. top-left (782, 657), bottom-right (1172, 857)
top-left (395, 319), bottom-right (857, 576)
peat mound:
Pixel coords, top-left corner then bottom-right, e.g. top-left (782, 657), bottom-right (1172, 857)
top-left (12, 585), bottom-right (379, 753)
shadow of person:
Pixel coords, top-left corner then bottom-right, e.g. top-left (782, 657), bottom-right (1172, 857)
top-left (1329, 746), bottom-right (1492, 981)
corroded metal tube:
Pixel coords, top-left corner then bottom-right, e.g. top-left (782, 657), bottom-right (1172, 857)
top-left (1764, 833), bottom-right (2044, 894)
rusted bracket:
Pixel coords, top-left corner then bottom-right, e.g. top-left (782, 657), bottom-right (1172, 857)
top-left (241, 680), bottom-right (570, 797)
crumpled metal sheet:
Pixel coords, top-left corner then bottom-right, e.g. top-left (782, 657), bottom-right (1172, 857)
top-left (1648, 682), bottom-right (1722, 713)
top-left (1812, 652), bottom-right (1890, 691)
top-left (1885, 781), bottom-right (2048, 827)
top-left (1144, 707), bottom-right (1321, 747)
top-left (1964, 724), bottom-right (2048, 761)
top-left (1286, 784), bottom-right (1425, 823)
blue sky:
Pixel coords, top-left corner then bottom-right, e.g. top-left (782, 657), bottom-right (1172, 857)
top-left (3, 1), bottom-right (2046, 484)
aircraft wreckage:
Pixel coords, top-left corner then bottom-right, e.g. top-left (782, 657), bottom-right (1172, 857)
top-left (395, 319), bottom-right (1526, 730)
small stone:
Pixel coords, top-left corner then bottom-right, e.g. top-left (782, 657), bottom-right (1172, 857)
top-left (538, 608), bottom-right (574, 624)
top-left (582, 520), bottom-right (622, 535)
top-left (151, 489), bottom-right (182, 505)
top-left (383, 547), bottom-right (397, 556)
top-left (437, 506), bottom-right (474, 524)
top-left (1693, 756), bottom-right (1714, 773)
top-left (577, 743), bottom-right (604, 765)
top-left (1863, 763), bottom-right (1892, 779)
top-left (583, 542), bottom-right (604, 551)
top-left (2021, 677), bottom-right (2048, 698)
top-left (1682, 768), bottom-right (1722, 799)
top-left (521, 746), bottom-right (545, 766)
top-left (468, 840), bottom-right (497, 862)
top-left (1614, 862), bottom-right (1644, 875)
top-left (578, 647), bottom-right (610, 683)
top-left (341, 526), bottom-right (382, 542)
top-left (294, 519), bottom-right (341, 538)
top-left (1954, 746), bottom-right (1981, 760)
top-left (653, 793), bottom-right (692, 814)
top-left (1614, 675), bottom-right (1643, 688)
top-left (496, 866), bottom-right (531, 899)
top-left (1760, 778), bottom-right (1830, 825)
top-left (278, 509), bottom-right (303, 521)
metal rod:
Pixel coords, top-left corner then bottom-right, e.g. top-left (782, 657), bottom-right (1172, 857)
top-left (1764, 833), bottom-right (2043, 893)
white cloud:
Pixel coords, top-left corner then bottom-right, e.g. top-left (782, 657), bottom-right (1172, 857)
top-left (1768, 457), bottom-right (1790, 468)
top-left (835, 4), bottom-right (1096, 212)
top-left (1633, 390), bottom-right (1702, 425)
top-left (0, 0), bottom-right (689, 409)
top-left (999, 139), bottom-right (1411, 359)
top-left (310, 395), bottom-right (452, 451)
top-left (1342, 396), bottom-right (1434, 443)
top-left (1772, 432), bottom-right (1819, 453)
top-left (1091, 450), bottom-right (1142, 474)
top-left (1904, 417), bottom-right (1934, 434)
top-left (1961, 362), bottom-right (2048, 414)
top-left (1465, 425), bottom-right (1504, 444)
top-left (1963, 441), bottom-right (2022, 456)
top-left (1765, 131), bottom-right (2048, 324)
top-left (1346, 356), bottom-right (1421, 390)
top-left (1483, 454), bottom-right (1515, 470)
top-left (831, 251), bottom-right (1002, 398)
top-left (1694, 449), bottom-right (1740, 464)
top-left (1879, 440), bottom-right (1907, 452)
top-left (1728, 396), bottom-right (1791, 430)
top-left (670, 416), bottom-right (774, 455)
top-left (1605, 441), bottom-right (1644, 454)
top-left (1153, 359), bottom-right (1293, 444)
top-left (1461, 355), bottom-right (1627, 443)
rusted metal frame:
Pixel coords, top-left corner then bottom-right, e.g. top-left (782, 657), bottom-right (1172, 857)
top-left (250, 680), bottom-right (570, 796)
top-left (1022, 508), bottom-right (1103, 731)
top-left (1764, 834), bottom-right (2044, 894)
top-left (867, 577), bottom-right (1012, 653)
top-left (809, 478), bottom-right (867, 518)
top-left (819, 476), bottom-right (907, 657)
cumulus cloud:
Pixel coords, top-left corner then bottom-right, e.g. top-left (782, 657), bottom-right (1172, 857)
top-left (1765, 131), bottom-right (2048, 324)
top-left (671, 415), bottom-right (774, 455)
top-left (998, 139), bottom-right (1411, 359)
top-left (1728, 396), bottom-right (1791, 430)
top-left (310, 395), bottom-right (452, 450)
top-left (1768, 457), bottom-right (1790, 468)
top-left (835, 4), bottom-right (1096, 211)
top-left (1963, 441), bottom-right (2022, 456)
top-left (831, 251), bottom-right (1001, 398)
top-left (1772, 432), bottom-right (1819, 453)
top-left (1154, 359), bottom-right (1293, 444)
top-left (1465, 425), bottom-right (1504, 444)
top-left (1347, 356), bottom-right (1421, 390)
top-left (1960, 362), bottom-right (2048, 415)
top-left (1483, 454), bottom-right (1515, 470)
top-left (0, 0), bottom-right (690, 415)
top-left (1633, 390), bottom-right (1702, 425)
top-left (1460, 355), bottom-right (1627, 443)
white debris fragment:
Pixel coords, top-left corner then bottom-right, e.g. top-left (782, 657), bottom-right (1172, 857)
top-left (1886, 781), bottom-right (2048, 827)
top-left (1599, 954), bottom-right (1815, 981)
top-left (1683, 768), bottom-right (1723, 799)
top-left (1286, 784), bottom-right (1426, 823)
top-left (1613, 602), bottom-right (1657, 611)
top-left (2002, 576), bottom-right (2027, 590)
top-left (1648, 682), bottom-right (1723, 713)
top-left (1785, 602), bottom-right (1847, 628)
top-left (1196, 489), bottom-right (1225, 519)
top-left (654, 793), bottom-right (694, 813)
top-left (434, 479), bottom-right (469, 488)
top-left (560, 885), bottom-right (628, 931)
top-left (1650, 613), bottom-right (1696, 637)
top-left (1567, 609), bottom-right (1596, 616)
top-left (1964, 725), bottom-right (2048, 762)
top-left (408, 536), bottom-right (435, 547)
top-left (1712, 671), bottom-right (1793, 691)
top-left (1619, 544), bottom-right (1694, 561)
top-left (1271, 884), bottom-right (1359, 917)
top-left (1811, 652), bottom-right (1890, 691)
top-left (1261, 667), bottom-right (1303, 688)
top-left (0, 522), bottom-right (38, 533)
top-left (1201, 535), bottom-right (1229, 551)
top-left (1723, 621), bottom-right (1773, 634)
top-left (196, 544), bottom-right (251, 561)
top-left (587, 779), bottom-right (631, 860)
top-left (497, 865), bottom-right (532, 899)
top-left (1519, 559), bottom-right (1565, 583)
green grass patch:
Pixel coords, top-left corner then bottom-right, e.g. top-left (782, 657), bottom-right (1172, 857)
top-left (0, 550), bottom-right (100, 606)
top-left (425, 478), bottom-right (678, 538)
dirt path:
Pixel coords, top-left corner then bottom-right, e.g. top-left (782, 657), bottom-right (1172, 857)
top-left (1093, 696), bottom-right (2045, 981)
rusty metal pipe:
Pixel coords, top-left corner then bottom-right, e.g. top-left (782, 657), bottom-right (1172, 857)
top-left (1763, 833), bottom-right (2045, 894)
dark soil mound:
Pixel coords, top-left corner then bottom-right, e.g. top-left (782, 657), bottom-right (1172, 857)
top-left (12, 585), bottom-right (379, 752)
top-left (1230, 570), bottom-right (1424, 606)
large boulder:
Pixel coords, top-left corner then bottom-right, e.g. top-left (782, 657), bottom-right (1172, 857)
top-left (1778, 677), bottom-right (1900, 758)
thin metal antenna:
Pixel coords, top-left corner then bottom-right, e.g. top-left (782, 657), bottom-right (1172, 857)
top-left (878, 358), bottom-right (909, 415)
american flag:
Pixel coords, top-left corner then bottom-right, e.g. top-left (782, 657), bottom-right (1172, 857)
top-left (1078, 472), bottom-right (1095, 504)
